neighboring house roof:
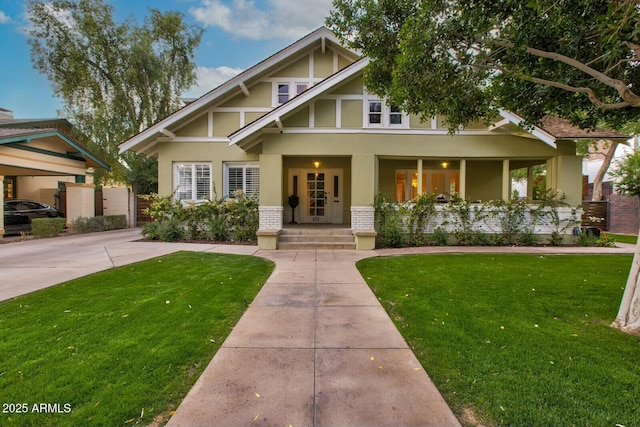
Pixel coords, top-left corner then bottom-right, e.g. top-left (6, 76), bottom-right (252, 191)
top-left (119, 27), bottom-right (358, 155)
top-left (0, 118), bottom-right (73, 128)
top-left (0, 127), bottom-right (110, 171)
top-left (540, 116), bottom-right (630, 141)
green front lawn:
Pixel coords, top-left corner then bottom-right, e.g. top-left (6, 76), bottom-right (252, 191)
top-left (610, 233), bottom-right (638, 244)
top-left (357, 254), bottom-right (640, 427)
top-left (0, 252), bottom-right (274, 427)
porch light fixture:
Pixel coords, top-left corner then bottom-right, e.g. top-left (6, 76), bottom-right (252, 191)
top-left (441, 161), bottom-right (449, 169)
top-left (313, 161), bottom-right (320, 169)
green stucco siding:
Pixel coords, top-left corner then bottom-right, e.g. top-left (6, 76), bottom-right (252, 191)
top-left (314, 50), bottom-right (335, 78)
top-left (331, 77), bottom-right (363, 95)
top-left (223, 82), bottom-right (272, 108)
top-left (338, 55), bottom-right (352, 70)
top-left (212, 112), bottom-right (240, 137)
top-left (176, 114), bottom-right (208, 137)
top-left (341, 100), bottom-right (363, 128)
top-left (285, 107), bottom-right (310, 127)
top-left (273, 56), bottom-right (309, 78)
top-left (246, 112), bottom-right (266, 125)
top-left (466, 161), bottom-right (503, 202)
top-left (410, 115), bottom-right (432, 129)
top-left (315, 100), bottom-right (336, 127)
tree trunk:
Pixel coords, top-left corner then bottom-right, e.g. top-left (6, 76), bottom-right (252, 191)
top-left (612, 222), bottom-right (640, 335)
top-left (592, 140), bottom-right (618, 201)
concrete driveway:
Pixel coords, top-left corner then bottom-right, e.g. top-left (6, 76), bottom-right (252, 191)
top-left (0, 228), bottom-right (259, 302)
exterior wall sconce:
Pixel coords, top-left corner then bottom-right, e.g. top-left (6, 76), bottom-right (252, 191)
top-left (441, 161), bottom-right (449, 169)
top-left (313, 161), bottom-right (320, 169)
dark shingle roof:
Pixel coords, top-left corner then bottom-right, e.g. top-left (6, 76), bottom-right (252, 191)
top-left (541, 116), bottom-right (630, 140)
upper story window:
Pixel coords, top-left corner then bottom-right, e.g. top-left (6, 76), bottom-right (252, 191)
top-left (366, 100), bottom-right (407, 128)
top-left (174, 163), bottom-right (212, 201)
top-left (275, 81), bottom-right (309, 105)
top-left (368, 101), bottom-right (382, 124)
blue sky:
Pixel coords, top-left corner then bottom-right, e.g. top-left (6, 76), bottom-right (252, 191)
top-left (0, 0), bottom-right (334, 118)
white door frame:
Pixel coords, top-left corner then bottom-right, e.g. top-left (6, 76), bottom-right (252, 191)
top-left (287, 168), bottom-right (343, 224)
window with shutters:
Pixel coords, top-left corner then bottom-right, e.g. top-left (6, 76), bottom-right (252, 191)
top-left (173, 163), bottom-right (212, 201)
top-left (224, 163), bottom-right (260, 198)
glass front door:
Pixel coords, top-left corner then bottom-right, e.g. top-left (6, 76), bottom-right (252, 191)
top-left (287, 168), bottom-right (344, 224)
top-left (307, 172), bottom-right (326, 220)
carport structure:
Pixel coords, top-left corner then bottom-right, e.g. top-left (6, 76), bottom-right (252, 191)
top-left (0, 122), bottom-right (110, 238)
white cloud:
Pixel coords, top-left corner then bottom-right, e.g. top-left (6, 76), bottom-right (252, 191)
top-left (183, 65), bottom-right (244, 99)
top-left (189, 0), bottom-right (333, 40)
top-left (0, 11), bottom-right (11, 24)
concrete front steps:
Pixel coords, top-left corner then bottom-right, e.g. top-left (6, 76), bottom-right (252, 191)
top-left (278, 226), bottom-right (356, 250)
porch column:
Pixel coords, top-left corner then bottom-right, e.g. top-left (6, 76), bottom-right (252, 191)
top-left (417, 159), bottom-right (423, 196)
top-left (459, 159), bottom-right (466, 200)
top-left (527, 167), bottom-right (534, 200)
top-left (257, 154), bottom-right (283, 250)
top-left (0, 175), bottom-right (4, 240)
top-left (502, 159), bottom-right (510, 201)
top-left (547, 155), bottom-right (582, 206)
top-left (351, 154), bottom-right (377, 250)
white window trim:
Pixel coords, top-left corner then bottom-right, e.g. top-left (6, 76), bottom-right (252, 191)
top-left (272, 80), bottom-right (311, 106)
top-left (224, 162), bottom-right (260, 198)
top-left (173, 162), bottom-right (213, 202)
top-left (363, 98), bottom-right (409, 129)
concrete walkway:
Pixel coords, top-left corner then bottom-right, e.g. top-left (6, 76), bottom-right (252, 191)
top-left (1, 229), bottom-right (635, 426)
top-left (167, 249), bottom-right (460, 426)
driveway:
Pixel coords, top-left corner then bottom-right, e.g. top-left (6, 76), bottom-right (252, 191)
top-left (0, 228), bottom-right (258, 302)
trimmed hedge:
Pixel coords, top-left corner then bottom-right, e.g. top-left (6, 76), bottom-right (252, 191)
top-left (31, 217), bottom-right (67, 237)
top-left (70, 215), bottom-right (128, 234)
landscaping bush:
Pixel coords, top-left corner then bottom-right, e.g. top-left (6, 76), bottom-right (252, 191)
top-left (372, 191), bottom-right (582, 248)
top-left (140, 191), bottom-right (258, 242)
top-left (31, 217), bottom-right (67, 237)
top-left (70, 215), bottom-right (128, 234)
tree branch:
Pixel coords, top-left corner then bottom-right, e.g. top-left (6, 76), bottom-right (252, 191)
top-left (493, 40), bottom-right (640, 107)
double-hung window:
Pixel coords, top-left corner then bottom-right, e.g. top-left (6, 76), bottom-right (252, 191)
top-left (366, 100), bottom-right (406, 127)
top-left (225, 163), bottom-right (260, 198)
top-left (174, 163), bottom-right (212, 201)
top-left (275, 81), bottom-right (309, 105)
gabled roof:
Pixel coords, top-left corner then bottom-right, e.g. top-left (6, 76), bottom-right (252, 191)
top-left (0, 127), bottom-right (110, 170)
top-left (228, 58), bottom-right (370, 150)
top-left (119, 27), bottom-right (359, 155)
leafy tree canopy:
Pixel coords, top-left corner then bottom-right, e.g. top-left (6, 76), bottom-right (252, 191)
top-left (27, 0), bottom-right (203, 191)
top-left (612, 149), bottom-right (640, 196)
top-left (327, 0), bottom-right (640, 132)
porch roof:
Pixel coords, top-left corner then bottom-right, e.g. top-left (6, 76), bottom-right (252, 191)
top-left (0, 127), bottom-right (110, 171)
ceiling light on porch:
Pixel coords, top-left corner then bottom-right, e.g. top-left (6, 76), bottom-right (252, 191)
top-left (313, 161), bottom-right (320, 169)
top-left (441, 161), bottom-right (449, 169)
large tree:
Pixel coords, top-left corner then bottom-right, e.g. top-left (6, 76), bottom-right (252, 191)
top-left (327, 0), bottom-right (640, 333)
top-left (611, 150), bottom-right (640, 332)
top-left (27, 0), bottom-right (203, 192)
top-left (327, 0), bottom-right (640, 131)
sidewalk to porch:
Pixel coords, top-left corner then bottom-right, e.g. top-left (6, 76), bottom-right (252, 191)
top-left (166, 249), bottom-right (461, 426)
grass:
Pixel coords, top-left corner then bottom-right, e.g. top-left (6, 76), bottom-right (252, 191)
top-left (609, 233), bottom-right (638, 244)
top-left (357, 254), bottom-right (640, 427)
top-left (0, 251), bottom-right (274, 427)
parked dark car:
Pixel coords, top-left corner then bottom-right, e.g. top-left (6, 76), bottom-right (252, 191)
top-left (3, 200), bottom-right (65, 234)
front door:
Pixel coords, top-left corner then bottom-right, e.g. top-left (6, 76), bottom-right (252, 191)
top-left (288, 168), bottom-right (343, 224)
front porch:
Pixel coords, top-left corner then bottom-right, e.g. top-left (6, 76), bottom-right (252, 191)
top-left (256, 153), bottom-right (582, 250)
